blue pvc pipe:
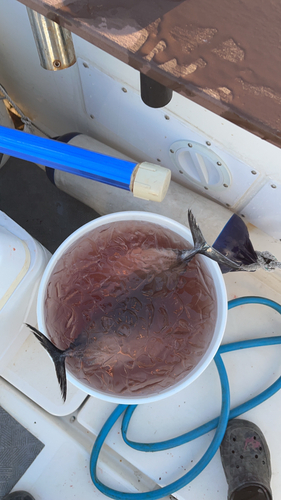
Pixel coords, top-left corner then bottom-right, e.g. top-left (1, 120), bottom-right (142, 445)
top-left (0, 125), bottom-right (136, 190)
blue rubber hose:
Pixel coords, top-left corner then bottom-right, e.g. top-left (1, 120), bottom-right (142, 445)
top-left (90, 296), bottom-right (281, 499)
top-left (90, 352), bottom-right (230, 500)
top-left (0, 125), bottom-right (136, 190)
top-left (227, 296), bottom-right (281, 313)
top-left (122, 337), bottom-right (281, 453)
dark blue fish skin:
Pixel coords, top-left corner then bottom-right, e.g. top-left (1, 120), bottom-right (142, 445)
top-left (212, 214), bottom-right (258, 273)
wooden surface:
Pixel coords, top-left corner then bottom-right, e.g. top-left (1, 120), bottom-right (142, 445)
top-left (17, 0), bottom-right (281, 147)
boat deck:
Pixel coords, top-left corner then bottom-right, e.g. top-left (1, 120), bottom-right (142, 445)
top-left (1, 3), bottom-right (281, 497)
top-left (0, 156), bottom-right (99, 253)
top-left (1, 157), bottom-right (281, 499)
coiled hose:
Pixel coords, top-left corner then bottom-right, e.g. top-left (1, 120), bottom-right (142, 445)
top-left (90, 296), bottom-right (281, 499)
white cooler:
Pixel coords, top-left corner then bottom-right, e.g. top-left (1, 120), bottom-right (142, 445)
top-left (0, 211), bottom-right (88, 415)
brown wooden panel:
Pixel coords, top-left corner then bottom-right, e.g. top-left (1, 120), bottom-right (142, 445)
top-left (17, 0), bottom-right (281, 146)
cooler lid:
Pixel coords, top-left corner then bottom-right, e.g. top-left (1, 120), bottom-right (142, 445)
top-left (0, 226), bottom-right (30, 310)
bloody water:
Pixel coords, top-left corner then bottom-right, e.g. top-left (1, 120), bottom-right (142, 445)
top-left (45, 220), bottom-right (217, 397)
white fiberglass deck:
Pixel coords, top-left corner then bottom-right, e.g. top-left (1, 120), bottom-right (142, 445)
top-left (1, 222), bottom-right (281, 500)
top-left (1, 3), bottom-right (281, 494)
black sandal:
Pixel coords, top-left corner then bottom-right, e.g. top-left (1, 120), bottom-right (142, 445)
top-left (220, 419), bottom-right (272, 500)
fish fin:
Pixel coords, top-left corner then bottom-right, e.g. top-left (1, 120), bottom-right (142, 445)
top-left (213, 214), bottom-right (257, 273)
top-left (188, 210), bottom-right (207, 250)
top-left (25, 323), bottom-right (67, 402)
top-left (185, 210), bottom-right (241, 270)
top-left (178, 210), bottom-right (208, 263)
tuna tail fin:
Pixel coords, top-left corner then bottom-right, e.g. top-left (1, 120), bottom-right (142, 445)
top-left (178, 210), bottom-right (208, 262)
top-left (26, 323), bottom-right (67, 402)
top-left (183, 210), bottom-right (241, 270)
top-left (188, 209), bottom-right (208, 250)
top-left (212, 214), bottom-right (257, 273)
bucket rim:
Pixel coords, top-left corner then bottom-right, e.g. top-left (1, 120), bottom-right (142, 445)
top-left (37, 210), bottom-right (227, 404)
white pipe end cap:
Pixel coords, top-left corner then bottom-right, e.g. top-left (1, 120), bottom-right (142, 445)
top-left (131, 162), bottom-right (171, 202)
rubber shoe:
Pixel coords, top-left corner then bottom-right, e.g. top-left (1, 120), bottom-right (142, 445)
top-left (220, 419), bottom-right (272, 500)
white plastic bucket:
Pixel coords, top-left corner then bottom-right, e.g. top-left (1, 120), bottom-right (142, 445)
top-left (37, 211), bottom-right (227, 404)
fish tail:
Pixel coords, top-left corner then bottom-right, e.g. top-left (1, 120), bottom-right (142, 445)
top-left (188, 209), bottom-right (208, 250)
top-left (183, 210), bottom-right (241, 270)
top-left (26, 323), bottom-right (67, 402)
top-left (178, 210), bottom-right (208, 262)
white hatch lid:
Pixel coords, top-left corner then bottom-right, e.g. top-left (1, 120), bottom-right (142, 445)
top-left (0, 226), bottom-right (30, 310)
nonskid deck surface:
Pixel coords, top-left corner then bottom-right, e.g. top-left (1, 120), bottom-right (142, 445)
top-left (0, 157), bottom-right (99, 254)
top-left (0, 406), bottom-right (44, 498)
top-left (1, 158), bottom-right (281, 499)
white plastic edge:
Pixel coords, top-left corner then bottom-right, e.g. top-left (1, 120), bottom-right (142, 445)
top-left (131, 162), bottom-right (171, 202)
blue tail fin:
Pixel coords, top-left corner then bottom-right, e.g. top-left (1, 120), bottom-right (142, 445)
top-left (213, 214), bottom-right (257, 273)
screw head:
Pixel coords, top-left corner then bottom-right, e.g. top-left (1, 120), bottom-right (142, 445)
top-left (157, 158), bottom-right (161, 162)
top-left (206, 141), bottom-right (211, 146)
top-left (70, 416), bottom-right (76, 423)
top-left (122, 87), bottom-right (127, 93)
top-left (164, 115), bottom-right (170, 120)
top-left (223, 183), bottom-right (228, 188)
top-left (217, 161), bottom-right (222, 166)
top-left (271, 184), bottom-right (277, 189)
top-left (204, 186), bottom-right (208, 190)
top-left (179, 170), bottom-right (183, 174)
top-left (53, 59), bottom-right (61, 68)
top-left (170, 149), bottom-right (174, 154)
top-left (90, 114), bottom-right (94, 119)
top-left (251, 170), bottom-right (257, 175)
top-left (83, 62), bottom-right (89, 68)
top-left (188, 143), bottom-right (193, 148)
